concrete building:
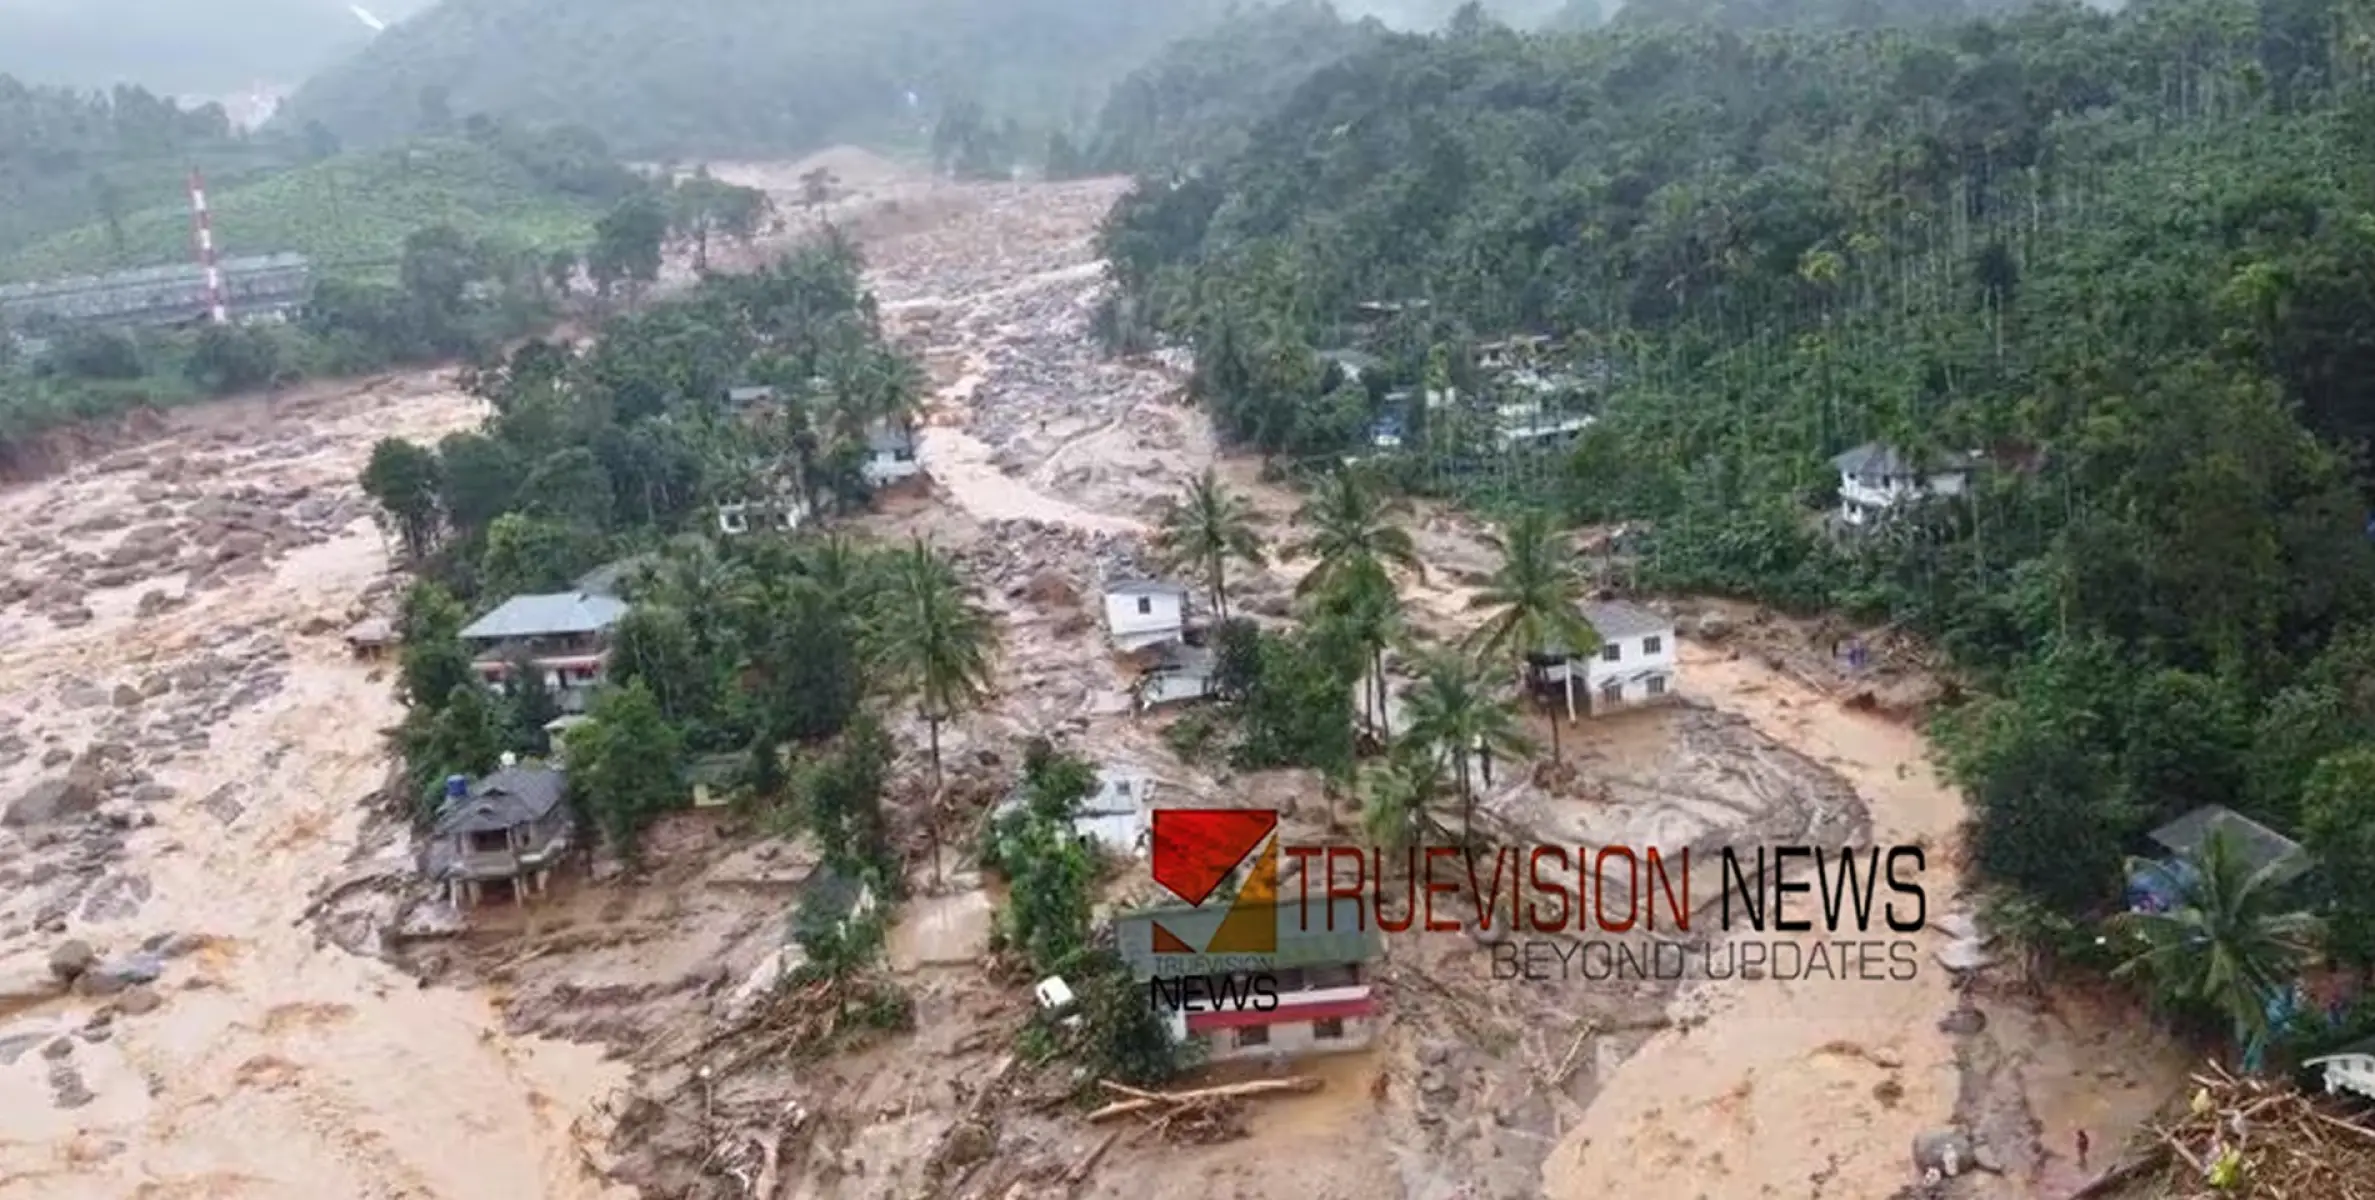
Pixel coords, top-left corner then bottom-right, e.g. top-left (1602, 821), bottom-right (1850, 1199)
top-left (1102, 578), bottom-right (1190, 654)
top-left (425, 765), bottom-right (572, 908)
top-left (1529, 599), bottom-right (1679, 720)
top-left (1137, 641), bottom-right (1218, 711)
top-left (861, 420), bottom-right (923, 487)
top-left (1831, 442), bottom-right (1972, 527)
top-left (1114, 896), bottom-right (1383, 1065)
top-left (458, 591), bottom-right (630, 713)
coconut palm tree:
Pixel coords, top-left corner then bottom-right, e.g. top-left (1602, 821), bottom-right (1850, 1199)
top-left (1362, 747), bottom-right (1445, 856)
top-left (1155, 468), bottom-right (1267, 621)
top-left (1465, 507), bottom-right (1597, 762)
top-left (1400, 650), bottom-right (1535, 846)
top-left (1289, 466), bottom-right (1423, 599)
top-left (1306, 557), bottom-right (1405, 740)
top-left (869, 535), bottom-right (999, 889)
top-left (2111, 829), bottom-right (2322, 1050)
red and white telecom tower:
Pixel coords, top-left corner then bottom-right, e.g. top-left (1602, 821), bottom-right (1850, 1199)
top-left (186, 169), bottom-right (228, 325)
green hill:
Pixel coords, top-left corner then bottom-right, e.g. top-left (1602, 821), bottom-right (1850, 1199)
top-left (276, 0), bottom-right (1248, 157)
top-left (2, 138), bottom-right (606, 283)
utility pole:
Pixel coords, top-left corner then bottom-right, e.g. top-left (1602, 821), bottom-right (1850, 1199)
top-left (187, 169), bottom-right (227, 325)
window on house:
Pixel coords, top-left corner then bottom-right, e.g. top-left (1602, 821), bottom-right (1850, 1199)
top-left (1314, 1017), bottom-right (1347, 1041)
top-left (1643, 635), bottom-right (1663, 655)
top-left (1646, 675), bottom-right (1667, 697)
top-left (1136, 596), bottom-right (1153, 615)
top-left (894, 446), bottom-right (915, 462)
top-left (1600, 643), bottom-right (1621, 662)
top-left (1601, 682), bottom-right (1622, 705)
top-left (1235, 1025), bottom-right (1270, 1049)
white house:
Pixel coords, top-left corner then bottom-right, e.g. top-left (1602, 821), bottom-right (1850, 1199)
top-left (1831, 442), bottom-right (1971, 527)
top-left (2308, 1039), bottom-right (2375, 1103)
top-left (715, 494), bottom-right (812, 536)
top-left (1531, 599), bottom-right (1678, 720)
top-left (1102, 578), bottom-right (1189, 653)
top-left (861, 420), bottom-right (923, 487)
top-left (1138, 642), bottom-right (1218, 711)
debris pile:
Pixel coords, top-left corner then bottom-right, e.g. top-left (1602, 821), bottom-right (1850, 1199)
top-left (2137, 1062), bottom-right (2375, 1198)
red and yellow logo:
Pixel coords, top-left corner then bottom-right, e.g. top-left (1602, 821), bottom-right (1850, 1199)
top-left (1149, 808), bottom-right (1281, 955)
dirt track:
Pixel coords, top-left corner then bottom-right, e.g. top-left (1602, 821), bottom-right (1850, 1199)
top-left (0, 151), bottom-right (2190, 1200)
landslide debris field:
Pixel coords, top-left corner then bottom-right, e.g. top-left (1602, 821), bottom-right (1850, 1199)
top-left (0, 154), bottom-right (2190, 1200)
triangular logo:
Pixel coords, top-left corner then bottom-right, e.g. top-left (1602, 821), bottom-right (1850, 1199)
top-left (1151, 922), bottom-right (1197, 954)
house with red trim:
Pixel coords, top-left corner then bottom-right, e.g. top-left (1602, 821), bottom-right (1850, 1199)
top-left (458, 591), bottom-right (630, 714)
top-left (1116, 897), bottom-right (1383, 1064)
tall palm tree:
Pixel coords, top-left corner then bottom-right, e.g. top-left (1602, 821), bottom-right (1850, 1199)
top-left (1400, 650), bottom-right (1535, 846)
top-left (2112, 829), bottom-right (2322, 1050)
top-left (1362, 748), bottom-right (1445, 856)
top-left (1289, 466), bottom-right (1423, 600)
top-left (1466, 507), bottom-right (1597, 762)
top-left (1307, 558), bottom-right (1404, 740)
top-left (1154, 468), bottom-right (1266, 621)
top-left (869, 536), bottom-right (1000, 888)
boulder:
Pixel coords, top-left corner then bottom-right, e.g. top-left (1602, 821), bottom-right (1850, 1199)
top-left (5, 769), bottom-right (103, 826)
top-left (73, 954), bottom-right (162, 997)
top-left (1912, 1129), bottom-right (1973, 1177)
top-left (47, 939), bottom-right (97, 981)
top-left (113, 985), bottom-right (163, 1016)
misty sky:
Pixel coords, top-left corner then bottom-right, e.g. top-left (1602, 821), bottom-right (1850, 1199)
top-left (0, 0), bottom-right (438, 94)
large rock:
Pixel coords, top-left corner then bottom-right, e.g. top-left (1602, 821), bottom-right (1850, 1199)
top-left (73, 955), bottom-right (162, 997)
top-left (4, 769), bottom-right (103, 827)
top-left (1912, 1129), bottom-right (1974, 1177)
top-left (47, 940), bottom-right (96, 981)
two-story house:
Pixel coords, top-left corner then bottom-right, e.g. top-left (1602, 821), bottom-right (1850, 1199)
top-left (425, 764), bottom-right (573, 908)
top-left (458, 591), bottom-right (630, 714)
top-left (1831, 442), bottom-right (1971, 527)
top-left (1114, 895), bottom-right (1383, 1064)
top-left (1529, 599), bottom-right (1680, 720)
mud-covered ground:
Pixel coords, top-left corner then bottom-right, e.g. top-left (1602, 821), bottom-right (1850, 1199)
top-left (0, 149), bottom-right (2191, 1200)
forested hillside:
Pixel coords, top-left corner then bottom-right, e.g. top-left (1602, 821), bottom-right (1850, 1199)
top-left (1099, 0), bottom-right (2375, 1001)
top-left (3, 129), bottom-right (632, 283)
top-left (278, 0), bottom-right (1242, 156)
top-left (1083, 2), bottom-right (1398, 174)
top-left (0, 76), bottom-right (301, 262)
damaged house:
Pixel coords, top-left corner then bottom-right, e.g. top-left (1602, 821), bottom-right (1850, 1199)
top-left (424, 764), bottom-right (573, 908)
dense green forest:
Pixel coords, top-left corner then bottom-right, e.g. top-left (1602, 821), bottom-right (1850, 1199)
top-left (1098, 0), bottom-right (2375, 1047)
top-left (1081, 2), bottom-right (1399, 174)
top-left (0, 0), bottom-right (435, 94)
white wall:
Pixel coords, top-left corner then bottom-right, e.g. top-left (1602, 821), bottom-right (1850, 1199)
top-left (1839, 469), bottom-right (1967, 522)
top-left (1105, 589), bottom-right (1186, 646)
top-left (1198, 1013), bottom-right (1378, 1064)
top-left (1582, 626), bottom-right (1676, 692)
top-left (1141, 670), bottom-right (1214, 709)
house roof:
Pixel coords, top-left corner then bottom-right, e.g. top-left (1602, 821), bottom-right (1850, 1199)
top-left (2148, 805), bottom-right (2307, 881)
top-left (574, 556), bottom-right (657, 599)
top-left (1106, 578), bottom-right (1190, 598)
top-left (725, 385), bottom-right (777, 404)
top-left (866, 422), bottom-right (916, 452)
top-left (1582, 599), bottom-right (1670, 642)
top-left (1831, 442), bottom-right (1975, 480)
top-left (460, 592), bottom-right (629, 642)
top-left (431, 766), bottom-right (566, 837)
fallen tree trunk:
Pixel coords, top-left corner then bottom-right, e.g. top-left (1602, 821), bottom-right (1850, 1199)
top-left (1086, 1076), bottom-right (1322, 1123)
